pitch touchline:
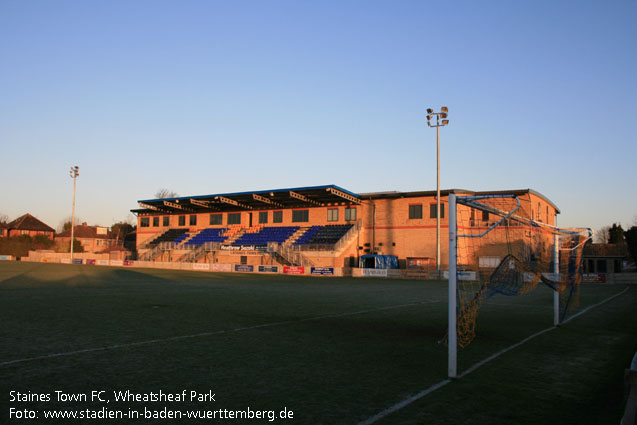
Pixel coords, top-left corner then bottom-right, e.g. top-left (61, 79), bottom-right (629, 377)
top-left (0, 300), bottom-right (441, 368)
top-left (358, 286), bottom-right (631, 425)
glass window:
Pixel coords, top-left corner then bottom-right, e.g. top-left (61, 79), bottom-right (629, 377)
top-left (228, 213), bottom-right (241, 225)
top-left (292, 210), bottom-right (309, 223)
top-left (178, 216), bottom-right (186, 226)
top-left (409, 204), bottom-right (422, 220)
top-left (140, 217), bottom-right (150, 227)
top-left (163, 216), bottom-right (170, 227)
top-left (259, 211), bottom-right (268, 224)
top-left (189, 215), bottom-right (197, 226)
top-left (430, 203), bottom-right (445, 219)
top-left (152, 217), bottom-right (159, 227)
top-left (273, 211), bottom-right (283, 223)
top-left (482, 210), bottom-right (489, 222)
top-left (345, 207), bottom-right (357, 221)
top-left (210, 214), bottom-right (222, 225)
top-left (327, 208), bottom-right (338, 222)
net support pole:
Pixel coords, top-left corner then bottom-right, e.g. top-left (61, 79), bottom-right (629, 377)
top-left (448, 193), bottom-right (457, 378)
top-left (553, 234), bottom-right (560, 326)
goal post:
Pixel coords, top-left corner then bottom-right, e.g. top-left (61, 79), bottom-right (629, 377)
top-left (447, 193), bottom-right (591, 378)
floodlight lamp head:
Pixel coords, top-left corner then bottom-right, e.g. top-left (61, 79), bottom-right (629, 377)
top-left (441, 106), bottom-right (448, 113)
top-left (427, 108), bottom-right (433, 114)
top-left (442, 119), bottom-right (449, 125)
top-left (440, 113), bottom-right (448, 119)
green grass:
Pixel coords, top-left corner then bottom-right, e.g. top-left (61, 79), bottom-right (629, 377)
top-left (0, 262), bottom-right (635, 424)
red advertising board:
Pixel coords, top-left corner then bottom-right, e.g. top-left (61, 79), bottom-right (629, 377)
top-left (283, 266), bottom-right (305, 275)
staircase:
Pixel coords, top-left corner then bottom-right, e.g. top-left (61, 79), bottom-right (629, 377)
top-left (222, 226), bottom-right (246, 245)
top-left (268, 243), bottom-right (315, 267)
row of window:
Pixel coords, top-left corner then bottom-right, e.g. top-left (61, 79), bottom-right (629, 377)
top-left (409, 204), bottom-right (446, 220)
top-left (140, 208), bottom-right (358, 228)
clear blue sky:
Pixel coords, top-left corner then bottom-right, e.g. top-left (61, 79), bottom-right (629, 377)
top-left (1, 0), bottom-right (635, 232)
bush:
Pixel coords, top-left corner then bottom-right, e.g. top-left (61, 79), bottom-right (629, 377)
top-left (0, 235), bottom-right (55, 258)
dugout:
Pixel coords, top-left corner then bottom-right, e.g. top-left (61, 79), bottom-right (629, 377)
top-left (359, 254), bottom-right (399, 269)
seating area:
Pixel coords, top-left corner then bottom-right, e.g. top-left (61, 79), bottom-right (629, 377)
top-left (232, 226), bottom-right (299, 248)
top-left (184, 228), bottom-right (229, 246)
top-left (294, 224), bottom-right (353, 246)
top-left (148, 228), bottom-right (189, 246)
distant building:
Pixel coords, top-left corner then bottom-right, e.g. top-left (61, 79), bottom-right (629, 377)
top-left (582, 243), bottom-right (628, 274)
top-left (1, 214), bottom-right (55, 239)
top-left (56, 222), bottom-right (119, 253)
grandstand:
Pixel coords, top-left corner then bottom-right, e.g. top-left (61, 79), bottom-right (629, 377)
top-left (132, 185), bottom-right (561, 271)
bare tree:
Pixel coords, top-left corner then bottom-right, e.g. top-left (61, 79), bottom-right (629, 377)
top-left (595, 225), bottom-right (610, 244)
top-left (57, 216), bottom-right (82, 233)
top-left (155, 188), bottom-right (179, 199)
top-left (0, 213), bottom-right (8, 224)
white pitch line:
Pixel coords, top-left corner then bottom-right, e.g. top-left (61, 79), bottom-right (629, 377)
top-left (561, 286), bottom-right (630, 325)
top-left (0, 300), bottom-right (440, 368)
top-left (358, 286), bottom-right (631, 425)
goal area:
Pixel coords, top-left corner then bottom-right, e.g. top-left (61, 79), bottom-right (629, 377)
top-left (447, 193), bottom-right (591, 377)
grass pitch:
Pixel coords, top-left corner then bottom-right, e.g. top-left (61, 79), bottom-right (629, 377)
top-left (0, 262), bottom-right (635, 424)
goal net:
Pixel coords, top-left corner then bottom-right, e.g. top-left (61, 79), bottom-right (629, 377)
top-left (448, 193), bottom-right (592, 355)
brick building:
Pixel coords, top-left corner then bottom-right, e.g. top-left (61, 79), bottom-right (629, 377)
top-left (56, 222), bottom-right (119, 253)
top-left (1, 214), bottom-right (55, 239)
top-left (132, 185), bottom-right (559, 269)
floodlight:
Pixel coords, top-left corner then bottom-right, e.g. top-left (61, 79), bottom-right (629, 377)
top-left (427, 108), bottom-right (433, 114)
top-left (442, 119), bottom-right (449, 125)
top-left (440, 113), bottom-right (448, 119)
top-left (441, 106), bottom-right (448, 112)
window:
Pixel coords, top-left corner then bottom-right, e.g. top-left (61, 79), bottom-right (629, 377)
top-left (189, 215), bottom-right (197, 226)
top-left (327, 208), bottom-right (338, 222)
top-left (409, 204), bottom-right (422, 219)
top-left (273, 211), bottom-right (283, 223)
top-left (178, 216), bottom-right (186, 226)
top-left (482, 210), bottom-right (489, 222)
top-left (259, 211), bottom-right (268, 224)
top-left (345, 207), bottom-right (357, 221)
top-left (152, 217), bottom-right (159, 227)
top-left (163, 216), bottom-right (170, 227)
top-left (429, 203), bottom-right (445, 219)
top-left (140, 217), bottom-right (150, 227)
top-left (228, 213), bottom-right (241, 225)
top-left (292, 210), bottom-right (309, 223)
top-left (210, 214), bottom-right (222, 225)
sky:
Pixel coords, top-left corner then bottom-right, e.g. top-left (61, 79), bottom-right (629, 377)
top-left (1, 0), bottom-right (635, 233)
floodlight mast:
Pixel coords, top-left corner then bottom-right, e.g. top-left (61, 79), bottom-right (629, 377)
top-left (426, 107), bottom-right (450, 273)
top-left (69, 166), bottom-right (79, 262)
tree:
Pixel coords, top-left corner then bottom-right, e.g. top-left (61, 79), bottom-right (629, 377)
top-left (155, 188), bottom-right (178, 199)
top-left (608, 223), bottom-right (625, 244)
top-left (625, 226), bottom-right (637, 264)
top-left (111, 221), bottom-right (135, 244)
top-left (595, 225), bottom-right (610, 243)
top-left (57, 216), bottom-right (82, 233)
top-left (0, 213), bottom-right (8, 224)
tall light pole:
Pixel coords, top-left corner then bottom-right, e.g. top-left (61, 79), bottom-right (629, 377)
top-left (69, 166), bottom-right (79, 262)
top-left (426, 107), bottom-right (449, 273)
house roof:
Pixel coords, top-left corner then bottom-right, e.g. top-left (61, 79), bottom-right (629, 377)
top-left (6, 214), bottom-right (55, 233)
top-left (583, 243), bottom-right (628, 258)
top-left (57, 224), bottom-right (113, 239)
